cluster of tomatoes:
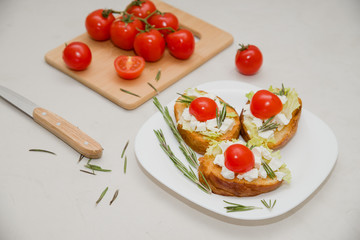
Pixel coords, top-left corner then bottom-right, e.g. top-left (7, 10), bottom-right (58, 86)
top-left (63, 0), bottom-right (195, 80)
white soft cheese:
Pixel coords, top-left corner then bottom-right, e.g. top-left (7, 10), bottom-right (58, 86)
top-left (237, 168), bottom-right (259, 182)
top-left (268, 157), bottom-right (284, 171)
top-left (258, 129), bottom-right (274, 139)
top-left (221, 167), bottom-right (235, 179)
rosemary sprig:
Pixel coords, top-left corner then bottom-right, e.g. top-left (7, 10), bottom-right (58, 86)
top-left (278, 83), bottom-right (287, 96)
top-left (216, 103), bottom-right (227, 128)
top-left (261, 199), bottom-right (277, 209)
top-left (147, 82), bottom-right (159, 94)
top-left (262, 161), bottom-right (276, 179)
top-left (124, 156), bottom-right (127, 173)
top-left (78, 154), bottom-right (85, 163)
top-left (120, 88), bottom-right (141, 98)
top-left (153, 97), bottom-right (198, 168)
top-left (96, 187), bottom-right (108, 205)
top-left (176, 93), bottom-right (196, 105)
top-left (155, 69), bottom-right (161, 81)
top-left (80, 169), bottom-right (96, 175)
top-left (85, 163), bottom-right (112, 172)
top-left (121, 140), bottom-right (129, 158)
top-left (258, 116), bottom-right (279, 132)
top-left (110, 189), bottom-right (119, 205)
top-left (223, 200), bottom-right (261, 212)
top-left (29, 149), bottom-right (56, 155)
top-left (154, 129), bottom-right (211, 194)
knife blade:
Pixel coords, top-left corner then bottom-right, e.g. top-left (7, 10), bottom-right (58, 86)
top-left (0, 85), bottom-right (103, 159)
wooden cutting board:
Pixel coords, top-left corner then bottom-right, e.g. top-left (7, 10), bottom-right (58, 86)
top-left (45, 0), bottom-right (233, 110)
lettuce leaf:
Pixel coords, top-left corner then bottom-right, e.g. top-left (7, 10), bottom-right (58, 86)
top-left (282, 88), bottom-right (300, 119)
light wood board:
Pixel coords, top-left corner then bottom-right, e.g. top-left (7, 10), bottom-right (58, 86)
top-left (45, 0), bottom-right (233, 110)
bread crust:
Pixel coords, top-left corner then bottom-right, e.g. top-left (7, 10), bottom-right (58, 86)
top-left (198, 154), bottom-right (282, 197)
top-left (240, 98), bottom-right (302, 150)
top-left (174, 95), bottom-right (240, 155)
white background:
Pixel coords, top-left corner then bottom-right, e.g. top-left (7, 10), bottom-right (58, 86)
top-left (0, 0), bottom-right (359, 239)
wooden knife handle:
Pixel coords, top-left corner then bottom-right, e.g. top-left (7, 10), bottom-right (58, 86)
top-left (33, 107), bottom-right (103, 159)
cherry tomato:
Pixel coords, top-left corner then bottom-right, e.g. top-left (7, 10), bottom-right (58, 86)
top-left (148, 11), bottom-right (179, 36)
top-left (235, 44), bottom-right (263, 75)
top-left (110, 14), bottom-right (144, 50)
top-left (62, 42), bottom-right (92, 71)
top-left (85, 9), bottom-right (115, 41)
top-left (114, 55), bottom-right (145, 80)
top-left (165, 29), bottom-right (195, 60)
top-left (224, 144), bottom-right (255, 174)
top-left (134, 29), bottom-right (165, 62)
top-left (250, 90), bottom-right (283, 119)
top-left (189, 97), bottom-right (217, 122)
top-left (126, 0), bottom-right (156, 19)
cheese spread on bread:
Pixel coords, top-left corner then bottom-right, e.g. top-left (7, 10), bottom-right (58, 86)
top-left (242, 86), bottom-right (300, 141)
top-left (177, 88), bottom-right (237, 137)
top-left (207, 140), bottom-right (291, 182)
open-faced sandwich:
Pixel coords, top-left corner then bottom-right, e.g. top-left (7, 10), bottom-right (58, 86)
top-left (174, 88), bottom-right (240, 155)
top-left (198, 139), bottom-right (291, 197)
top-left (240, 85), bottom-right (302, 150)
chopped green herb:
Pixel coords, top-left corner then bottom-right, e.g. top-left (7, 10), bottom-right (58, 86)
top-left (29, 149), bottom-right (56, 155)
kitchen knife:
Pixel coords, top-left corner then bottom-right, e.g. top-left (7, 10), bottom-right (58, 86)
top-left (0, 85), bottom-right (103, 159)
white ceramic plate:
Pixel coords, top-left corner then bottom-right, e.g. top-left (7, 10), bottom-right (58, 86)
top-left (134, 80), bottom-right (338, 220)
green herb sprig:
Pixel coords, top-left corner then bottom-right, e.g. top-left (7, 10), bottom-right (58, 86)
top-left (223, 200), bottom-right (261, 212)
top-left (258, 116), bottom-right (279, 132)
top-left (110, 189), bottom-right (119, 205)
top-left (85, 163), bottom-right (112, 172)
top-left (29, 149), bottom-right (56, 155)
top-left (96, 187), bottom-right (108, 205)
top-left (154, 129), bottom-right (211, 194)
top-left (216, 103), bottom-right (227, 128)
top-left (261, 199), bottom-right (277, 209)
top-left (262, 161), bottom-right (276, 179)
top-left (153, 97), bottom-right (198, 168)
top-left (120, 88), bottom-right (141, 98)
top-left (176, 93), bottom-right (196, 105)
top-left (278, 83), bottom-right (287, 96)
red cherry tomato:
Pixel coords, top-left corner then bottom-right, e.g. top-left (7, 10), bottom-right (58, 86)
top-left (126, 0), bottom-right (156, 19)
top-left (85, 9), bottom-right (115, 41)
top-left (110, 14), bottom-right (144, 50)
top-left (114, 55), bottom-right (145, 80)
top-left (250, 90), bottom-right (283, 119)
top-left (134, 29), bottom-right (165, 62)
top-left (148, 12), bottom-right (179, 36)
top-left (189, 97), bottom-right (217, 122)
top-left (62, 42), bottom-right (92, 71)
top-left (224, 144), bottom-right (255, 174)
top-left (165, 29), bottom-right (195, 60)
top-left (235, 44), bottom-right (263, 75)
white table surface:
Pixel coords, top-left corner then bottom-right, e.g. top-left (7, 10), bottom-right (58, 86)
top-left (0, 0), bottom-right (359, 239)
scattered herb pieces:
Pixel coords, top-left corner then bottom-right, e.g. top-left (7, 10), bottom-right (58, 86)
top-left (110, 189), bottom-right (119, 205)
top-left (96, 187), bottom-right (108, 205)
top-left (120, 88), bottom-right (141, 98)
top-left (85, 163), bottom-right (112, 172)
top-left (153, 97), bottom-right (198, 168)
top-left (223, 200), bottom-right (261, 212)
top-left (258, 116), bottom-right (279, 132)
top-left (278, 83), bottom-right (287, 96)
top-left (78, 154), bottom-right (85, 163)
top-left (176, 93), bottom-right (196, 105)
top-left (121, 141), bottom-right (129, 158)
top-left (154, 129), bottom-right (211, 194)
top-left (147, 82), bottom-right (159, 94)
top-left (155, 69), bottom-right (161, 81)
top-left (261, 199), bottom-right (277, 209)
top-left (29, 149), bottom-right (56, 155)
top-left (216, 103), bottom-right (227, 128)
top-left (262, 161), bottom-right (276, 179)
top-left (80, 169), bottom-right (96, 175)
top-left (124, 156), bottom-right (127, 173)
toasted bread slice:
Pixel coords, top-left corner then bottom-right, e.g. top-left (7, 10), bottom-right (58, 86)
top-left (198, 154), bottom-right (282, 197)
top-left (174, 94), bottom-right (240, 155)
top-left (240, 98), bottom-right (302, 150)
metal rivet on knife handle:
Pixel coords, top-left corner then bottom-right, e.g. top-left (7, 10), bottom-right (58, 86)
top-left (32, 107), bottom-right (103, 159)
